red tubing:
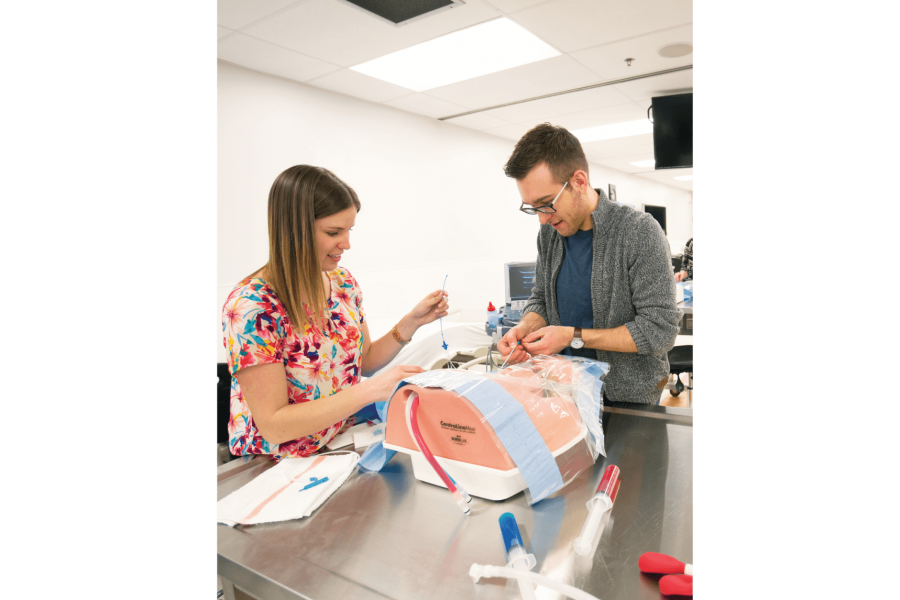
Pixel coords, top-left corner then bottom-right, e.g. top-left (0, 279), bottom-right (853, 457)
top-left (409, 395), bottom-right (458, 493)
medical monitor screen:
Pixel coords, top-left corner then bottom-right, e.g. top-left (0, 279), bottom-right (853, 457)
top-left (506, 262), bottom-right (536, 302)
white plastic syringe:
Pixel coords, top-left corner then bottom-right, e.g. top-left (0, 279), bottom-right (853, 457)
top-left (573, 464), bottom-right (620, 556)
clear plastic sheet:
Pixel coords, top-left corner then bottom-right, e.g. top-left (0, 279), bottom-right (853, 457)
top-left (497, 354), bottom-right (609, 459)
top-left (383, 354), bottom-right (609, 504)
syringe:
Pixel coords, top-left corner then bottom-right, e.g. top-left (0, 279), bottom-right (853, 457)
top-left (498, 512), bottom-right (537, 600)
top-left (573, 464), bottom-right (620, 555)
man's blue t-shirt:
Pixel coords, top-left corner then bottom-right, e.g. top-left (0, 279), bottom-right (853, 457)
top-left (556, 228), bottom-right (595, 359)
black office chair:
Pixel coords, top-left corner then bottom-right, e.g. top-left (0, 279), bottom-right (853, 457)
top-left (667, 345), bottom-right (693, 403)
top-left (217, 363), bottom-right (231, 445)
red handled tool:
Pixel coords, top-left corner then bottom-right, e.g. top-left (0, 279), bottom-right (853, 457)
top-left (659, 574), bottom-right (692, 596)
top-left (639, 552), bottom-right (693, 597)
top-left (639, 551), bottom-right (693, 576)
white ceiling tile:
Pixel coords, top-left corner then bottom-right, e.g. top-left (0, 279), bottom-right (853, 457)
top-left (217, 0), bottom-right (300, 30)
top-left (484, 0), bottom-right (553, 13)
top-left (383, 94), bottom-right (470, 119)
top-left (592, 148), bottom-right (660, 173)
top-left (592, 157), bottom-right (645, 174)
top-left (446, 112), bottom-right (514, 131)
top-left (552, 102), bottom-right (648, 131)
top-left (218, 33), bottom-right (340, 83)
top-left (218, 26), bottom-right (235, 40)
top-left (636, 167), bottom-right (692, 191)
top-left (612, 69), bottom-right (693, 102)
top-left (306, 69), bottom-right (414, 103)
top-left (580, 132), bottom-right (653, 159)
top-left (482, 123), bottom-right (532, 141)
top-left (509, 0), bottom-right (692, 53)
top-left (425, 55), bottom-right (599, 112)
top-left (242, 0), bottom-right (502, 68)
top-left (570, 24), bottom-right (693, 79)
top-left (585, 142), bottom-right (654, 164)
top-left (485, 85), bottom-right (633, 123)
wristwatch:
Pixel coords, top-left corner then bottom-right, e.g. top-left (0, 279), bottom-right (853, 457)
top-left (569, 327), bottom-right (585, 349)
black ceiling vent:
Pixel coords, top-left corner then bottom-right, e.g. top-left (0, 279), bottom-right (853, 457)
top-left (335, 0), bottom-right (465, 26)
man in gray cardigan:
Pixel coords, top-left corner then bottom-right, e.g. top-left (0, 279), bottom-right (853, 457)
top-left (498, 124), bottom-right (683, 405)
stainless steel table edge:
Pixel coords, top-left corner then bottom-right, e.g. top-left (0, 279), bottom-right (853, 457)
top-left (604, 403), bottom-right (692, 425)
top-left (217, 403), bottom-right (692, 600)
top-left (218, 457), bottom-right (394, 600)
top-left (218, 526), bottom-right (393, 600)
top-left (218, 454), bottom-right (271, 482)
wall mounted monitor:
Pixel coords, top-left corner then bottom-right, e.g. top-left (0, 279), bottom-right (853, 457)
top-left (651, 93), bottom-right (693, 169)
top-left (644, 205), bottom-right (667, 234)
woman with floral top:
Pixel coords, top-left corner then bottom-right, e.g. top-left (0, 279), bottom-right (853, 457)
top-left (222, 165), bottom-right (449, 458)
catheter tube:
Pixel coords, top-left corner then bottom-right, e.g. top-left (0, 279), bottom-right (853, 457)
top-left (469, 564), bottom-right (601, 600)
top-left (407, 395), bottom-right (472, 513)
top-left (407, 395), bottom-right (456, 491)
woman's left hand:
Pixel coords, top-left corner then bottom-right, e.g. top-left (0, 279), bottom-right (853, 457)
top-left (409, 290), bottom-right (449, 327)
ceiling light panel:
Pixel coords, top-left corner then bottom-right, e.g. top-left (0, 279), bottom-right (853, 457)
top-left (242, 0), bottom-right (501, 69)
top-left (630, 159), bottom-right (655, 168)
top-left (350, 18), bottom-right (561, 91)
top-left (571, 119), bottom-right (653, 143)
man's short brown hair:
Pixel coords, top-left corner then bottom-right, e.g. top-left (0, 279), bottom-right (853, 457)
top-left (503, 123), bottom-right (589, 183)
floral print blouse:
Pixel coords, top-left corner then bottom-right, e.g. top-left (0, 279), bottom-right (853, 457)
top-left (222, 268), bottom-right (366, 458)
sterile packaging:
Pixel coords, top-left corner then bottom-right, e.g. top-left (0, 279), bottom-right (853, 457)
top-left (381, 354), bottom-right (609, 505)
top-left (216, 451), bottom-right (358, 526)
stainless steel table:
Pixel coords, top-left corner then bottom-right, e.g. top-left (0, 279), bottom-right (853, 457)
top-left (218, 404), bottom-right (692, 600)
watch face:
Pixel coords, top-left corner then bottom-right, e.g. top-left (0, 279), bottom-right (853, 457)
top-left (570, 338), bottom-right (585, 349)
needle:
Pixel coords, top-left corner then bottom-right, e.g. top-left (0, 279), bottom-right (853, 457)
top-left (499, 340), bottom-right (520, 370)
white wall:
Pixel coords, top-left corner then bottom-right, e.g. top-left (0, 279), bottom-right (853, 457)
top-left (218, 61), bottom-right (692, 361)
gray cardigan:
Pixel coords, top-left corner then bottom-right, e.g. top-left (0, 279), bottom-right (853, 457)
top-left (522, 190), bottom-right (683, 404)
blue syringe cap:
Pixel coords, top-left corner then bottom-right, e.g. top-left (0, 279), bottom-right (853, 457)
top-left (498, 512), bottom-right (523, 553)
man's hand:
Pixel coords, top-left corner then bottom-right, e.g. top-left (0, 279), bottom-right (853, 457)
top-left (675, 271), bottom-right (687, 282)
top-left (521, 326), bottom-right (574, 356)
top-left (497, 328), bottom-right (530, 365)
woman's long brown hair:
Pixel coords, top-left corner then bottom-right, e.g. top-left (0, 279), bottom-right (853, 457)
top-left (255, 165), bottom-right (360, 332)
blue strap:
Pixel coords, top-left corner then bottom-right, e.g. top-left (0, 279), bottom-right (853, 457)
top-left (357, 384), bottom-right (408, 471)
top-left (446, 376), bottom-right (563, 504)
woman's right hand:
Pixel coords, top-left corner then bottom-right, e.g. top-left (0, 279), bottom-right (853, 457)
top-left (364, 364), bottom-right (425, 401)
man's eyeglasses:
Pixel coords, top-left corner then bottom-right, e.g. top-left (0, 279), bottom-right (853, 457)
top-left (519, 181), bottom-right (568, 215)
